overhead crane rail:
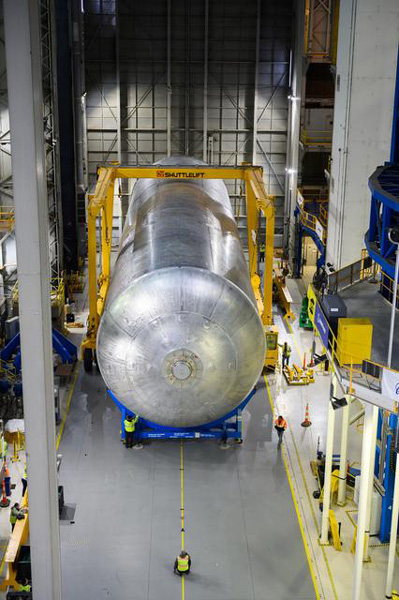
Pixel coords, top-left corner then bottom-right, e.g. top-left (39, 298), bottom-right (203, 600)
top-left (82, 163), bottom-right (275, 359)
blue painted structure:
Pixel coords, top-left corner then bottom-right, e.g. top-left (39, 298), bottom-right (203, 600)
top-left (375, 410), bottom-right (398, 542)
top-left (365, 46), bottom-right (399, 299)
top-left (364, 48), bottom-right (399, 543)
top-left (108, 388), bottom-right (256, 441)
top-left (0, 328), bottom-right (77, 374)
top-left (294, 206), bottom-right (326, 279)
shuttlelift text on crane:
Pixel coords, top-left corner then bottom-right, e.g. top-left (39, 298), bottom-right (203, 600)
top-left (156, 170), bottom-right (205, 179)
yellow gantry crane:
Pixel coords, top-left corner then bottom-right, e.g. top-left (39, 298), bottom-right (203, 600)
top-left (82, 164), bottom-right (276, 369)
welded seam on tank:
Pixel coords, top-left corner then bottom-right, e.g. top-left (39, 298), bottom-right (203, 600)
top-left (103, 265), bottom-right (259, 326)
top-left (103, 277), bottom-right (260, 344)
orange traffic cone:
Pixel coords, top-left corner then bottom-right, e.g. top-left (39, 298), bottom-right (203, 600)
top-left (301, 403), bottom-right (312, 428)
top-left (303, 353), bottom-right (307, 369)
top-left (0, 479), bottom-right (9, 507)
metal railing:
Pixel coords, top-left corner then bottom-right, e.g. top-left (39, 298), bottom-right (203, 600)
top-left (327, 254), bottom-right (377, 294)
top-left (0, 206), bottom-right (15, 231)
top-left (12, 277), bottom-right (65, 307)
top-left (297, 192), bottom-right (327, 244)
top-left (301, 128), bottom-right (333, 147)
top-left (309, 284), bottom-right (399, 403)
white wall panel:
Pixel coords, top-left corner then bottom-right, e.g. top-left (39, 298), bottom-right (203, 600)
top-left (327, 0), bottom-right (399, 268)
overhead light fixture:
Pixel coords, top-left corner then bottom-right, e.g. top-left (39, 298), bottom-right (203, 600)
top-left (331, 396), bottom-right (348, 410)
top-left (285, 168), bottom-right (296, 175)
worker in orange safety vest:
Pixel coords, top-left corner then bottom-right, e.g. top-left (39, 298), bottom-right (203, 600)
top-left (274, 415), bottom-right (287, 448)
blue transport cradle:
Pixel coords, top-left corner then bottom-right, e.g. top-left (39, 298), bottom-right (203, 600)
top-left (108, 388), bottom-right (256, 442)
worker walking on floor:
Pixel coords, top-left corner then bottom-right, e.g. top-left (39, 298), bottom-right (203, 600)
top-left (280, 342), bottom-right (291, 368)
top-left (21, 463), bottom-right (27, 498)
top-left (10, 502), bottom-right (25, 531)
top-left (275, 415), bottom-right (287, 449)
top-left (124, 414), bottom-right (139, 448)
top-left (174, 550), bottom-right (191, 576)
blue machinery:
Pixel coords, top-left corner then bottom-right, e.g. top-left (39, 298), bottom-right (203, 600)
top-left (364, 49), bottom-right (399, 541)
top-left (365, 47), bottom-right (399, 299)
top-left (108, 388), bottom-right (256, 441)
top-left (0, 328), bottom-right (77, 375)
top-left (376, 411), bottom-right (398, 542)
top-left (293, 205), bottom-right (326, 278)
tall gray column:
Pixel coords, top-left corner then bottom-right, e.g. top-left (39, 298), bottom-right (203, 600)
top-left (3, 2), bottom-right (62, 599)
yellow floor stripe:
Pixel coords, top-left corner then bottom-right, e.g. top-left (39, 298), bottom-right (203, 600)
top-left (56, 364), bottom-right (80, 451)
top-left (285, 316), bottom-right (304, 359)
top-left (180, 439), bottom-right (185, 600)
top-left (264, 375), bottom-right (321, 600)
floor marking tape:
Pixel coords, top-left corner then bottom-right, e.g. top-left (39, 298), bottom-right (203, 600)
top-left (56, 364), bottom-right (80, 451)
top-left (264, 375), bottom-right (321, 600)
top-left (284, 315), bottom-right (304, 358)
top-left (180, 439), bottom-right (185, 600)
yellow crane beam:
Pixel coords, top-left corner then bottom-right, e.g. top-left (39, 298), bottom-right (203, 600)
top-left (82, 164), bottom-right (275, 355)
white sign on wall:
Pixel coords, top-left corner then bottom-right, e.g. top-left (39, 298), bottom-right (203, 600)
top-left (315, 219), bottom-right (324, 241)
top-left (382, 368), bottom-right (399, 402)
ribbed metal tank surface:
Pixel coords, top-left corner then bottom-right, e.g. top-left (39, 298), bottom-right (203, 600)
top-left (97, 157), bottom-right (265, 427)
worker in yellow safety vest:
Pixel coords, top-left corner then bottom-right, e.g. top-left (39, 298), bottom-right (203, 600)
top-left (280, 342), bottom-right (291, 368)
top-left (124, 414), bottom-right (139, 448)
top-left (21, 463), bottom-right (27, 497)
top-left (259, 243), bottom-right (265, 262)
top-left (10, 502), bottom-right (26, 531)
top-left (19, 578), bottom-right (31, 592)
top-left (274, 415), bottom-right (287, 449)
top-left (174, 550), bottom-right (191, 576)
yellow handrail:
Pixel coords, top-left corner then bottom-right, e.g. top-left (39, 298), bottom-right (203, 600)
top-left (298, 205), bottom-right (327, 244)
top-left (12, 277), bottom-right (64, 306)
top-left (309, 282), bottom-right (399, 386)
top-left (301, 129), bottom-right (333, 146)
top-left (0, 206), bottom-right (15, 231)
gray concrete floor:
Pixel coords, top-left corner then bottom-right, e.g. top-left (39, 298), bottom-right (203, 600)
top-left (58, 369), bottom-right (316, 600)
top-left (340, 280), bottom-right (399, 370)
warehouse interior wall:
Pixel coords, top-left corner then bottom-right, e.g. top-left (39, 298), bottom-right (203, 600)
top-left (327, 0), bottom-right (399, 269)
top-left (82, 0), bottom-right (293, 248)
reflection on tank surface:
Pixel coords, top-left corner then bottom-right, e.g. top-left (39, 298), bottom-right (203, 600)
top-left (97, 157), bottom-right (265, 428)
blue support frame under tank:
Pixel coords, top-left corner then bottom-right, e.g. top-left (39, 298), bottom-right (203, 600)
top-left (108, 388), bottom-right (256, 441)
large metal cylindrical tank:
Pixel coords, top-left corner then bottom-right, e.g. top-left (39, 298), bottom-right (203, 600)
top-left (97, 157), bottom-right (265, 428)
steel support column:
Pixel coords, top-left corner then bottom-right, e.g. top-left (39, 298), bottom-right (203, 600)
top-left (337, 395), bottom-right (351, 506)
top-left (320, 376), bottom-right (336, 544)
top-left (352, 403), bottom-right (378, 600)
top-left (385, 421), bottom-right (399, 599)
top-left (166, 0), bottom-right (172, 157)
top-left (202, 0), bottom-right (209, 162)
top-left (252, 0), bottom-right (261, 164)
top-left (3, 2), bottom-right (62, 599)
top-left (364, 404), bottom-right (378, 561)
top-left (285, 0), bottom-right (304, 260)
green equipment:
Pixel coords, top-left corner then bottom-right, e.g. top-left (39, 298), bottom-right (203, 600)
top-left (299, 297), bottom-right (313, 330)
